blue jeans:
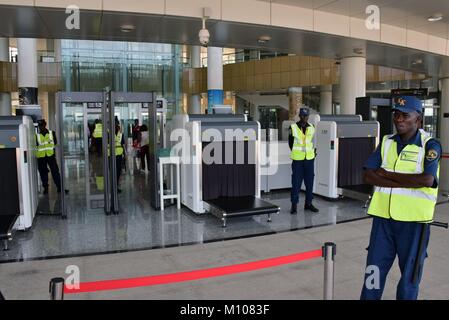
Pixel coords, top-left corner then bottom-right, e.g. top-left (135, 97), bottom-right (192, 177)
top-left (360, 217), bottom-right (430, 300)
top-left (290, 159), bottom-right (314, 205)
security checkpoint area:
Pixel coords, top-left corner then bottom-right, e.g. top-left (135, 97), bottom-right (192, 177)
top-left (1, 0), bottom-right (449, 307)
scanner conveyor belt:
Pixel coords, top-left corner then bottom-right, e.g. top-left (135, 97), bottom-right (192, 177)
top-left (339, 184), bottom-right (374, 203)
top-left (206, 196), bottom-right (280, 227)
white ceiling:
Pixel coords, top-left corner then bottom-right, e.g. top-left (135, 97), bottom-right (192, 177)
top-left (266, 0), bottom-right (449, 38)
top-left (0, 3), bottom-right (447, 77)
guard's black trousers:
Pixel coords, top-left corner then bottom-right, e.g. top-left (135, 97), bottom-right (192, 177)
top-left (116, 155), bottom-right (123, 183)
top-left (37, 155), bottom-right (61, 191)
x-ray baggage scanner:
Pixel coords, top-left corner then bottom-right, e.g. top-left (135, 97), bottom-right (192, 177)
top-left (314, 119), bottom-right (379, 200)
top-left (172, 114), bottom-right (280, 227)
top-left (0, 116), bottom-right (38, 250)
top-left (269, 115), bottom-right (379, 202)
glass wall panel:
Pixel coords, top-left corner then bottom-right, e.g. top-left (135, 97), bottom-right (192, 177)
top-left (60, 40), bottom-right (185, 117)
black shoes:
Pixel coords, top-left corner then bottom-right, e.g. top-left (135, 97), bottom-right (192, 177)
top-left (291, 203), bottom-right (319, 213)
top-left (290, 204), bottom-right (297, 214)
top-left (304, 203), bottom-right (319, 213)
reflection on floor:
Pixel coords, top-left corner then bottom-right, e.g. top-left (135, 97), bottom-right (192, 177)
top-left (5, 156), bottom-right (447, 263)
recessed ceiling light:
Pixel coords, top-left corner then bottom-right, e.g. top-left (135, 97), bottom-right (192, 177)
top-left (258, 35), bottom-right (271, 44)
top-left (120, 24), bottom-right (135, 33)
top-left (412, 58), bottom-right (423, 65)
top-left (428, 14), bottom-right (443, 22)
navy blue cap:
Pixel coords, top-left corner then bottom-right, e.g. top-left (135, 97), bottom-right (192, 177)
top-left (392, 96), bottom-right (423, 114)
top-left (299, 107), bottom-right (310, 116)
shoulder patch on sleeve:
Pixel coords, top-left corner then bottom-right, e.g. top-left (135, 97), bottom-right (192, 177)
top-left (426, 149), bottom-right (439, 161)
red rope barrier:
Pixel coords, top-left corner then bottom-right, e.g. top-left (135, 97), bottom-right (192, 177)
top-left (65, 249), bottom-right (323, 294)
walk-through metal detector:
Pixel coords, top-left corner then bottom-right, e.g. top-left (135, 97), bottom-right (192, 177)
top-left (56, 91), bottom-right (158, 217)
top-left (108, 92), bottom-right (158, 213)
top-left (56, 92), bottom-right (106, 217)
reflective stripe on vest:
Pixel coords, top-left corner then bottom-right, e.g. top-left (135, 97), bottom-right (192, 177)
top-left (36, 131), bottom-right (55, 158)
top-left (290, 123), bottom-right (315, 161)
top-left (367, 130), bottom-right (439, 223)
top-left (93, 123), bottom-right (102, 138)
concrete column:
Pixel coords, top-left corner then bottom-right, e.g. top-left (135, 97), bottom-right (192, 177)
top-left (18, 38), bottom-right (38, 105)
top-left (207, 46), bottom-right (223, 113)
top-left (0, 38), bottom-right (11, 115)
top-left (0, 37), bottom-right (8, 61)
top-left (340, 56), bottom-right (366, 114)
top-left (320, 85), bottom-right (333, 114)
top-left (439, 78), bottom-right (449, 192)
top-left (189, 46), bottom-right (201, 114)
top-left (54, 39), bottom-right (62, 62)
top-left (288, 87), bottom-right (302, 121)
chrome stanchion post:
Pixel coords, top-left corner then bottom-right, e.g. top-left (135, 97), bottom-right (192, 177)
top-left (322, 242), bottom-right (336, 300)
top-left (49, 277), bottom-right (65, 300)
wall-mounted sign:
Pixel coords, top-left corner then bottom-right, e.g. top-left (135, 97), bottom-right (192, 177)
top-left (87, 102), bottom-right (102, 109)
top-left (391, 88), bottom-right (428, 96)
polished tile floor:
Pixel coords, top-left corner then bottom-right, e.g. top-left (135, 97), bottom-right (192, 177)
top-left (2, 156), bottom-right (447, 263)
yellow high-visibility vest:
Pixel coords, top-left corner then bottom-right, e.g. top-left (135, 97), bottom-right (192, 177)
top-left (115, 133), bottom-right (124, 156)
top-left (36, 131), bottom-right (55, 158)
top-left (96, 176), bottom-right (104, 191)
top-left (93, 123), bottom-right (102, 138)
top-left (290, 123), bottom-right (315, 161)
top-left (368, 130), bottom-right (440, 223)
top-left (108, 133), bottom-right (124, 156)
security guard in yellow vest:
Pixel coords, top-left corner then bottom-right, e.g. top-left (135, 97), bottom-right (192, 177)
top-left (36, 119), bottom-right (62, 194)
top-left (92, 119), bottom-right (103, 156)
top-left (361, 96), bottom-right (441, 300)
top-left (114, 122), bottom-right (125, 193)
top-left (288, 107), bottom-right (319, 214)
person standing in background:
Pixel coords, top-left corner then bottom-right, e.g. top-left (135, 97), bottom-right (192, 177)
top-left (36, 119), bottom-right (62, 194)
top-left (139, 124), bottom-right (150, 172)
top-left (288, 107), bottom-right (319, 214)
